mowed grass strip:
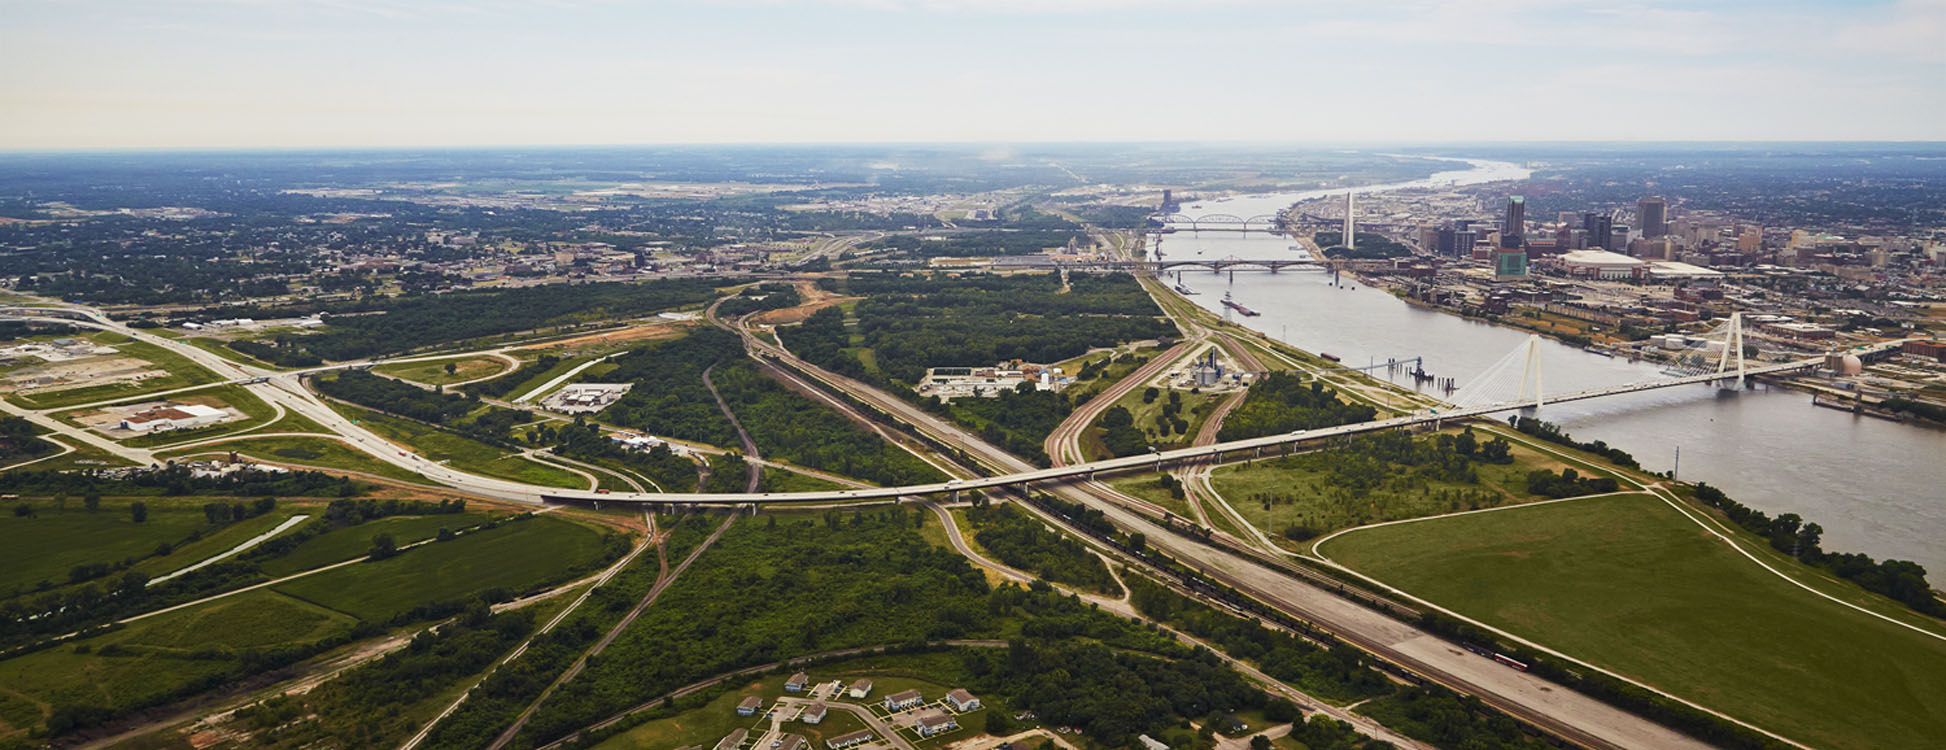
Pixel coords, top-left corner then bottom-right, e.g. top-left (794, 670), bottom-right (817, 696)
top-left (1319, 492), bottom-right (1946, 750)
top-left (374, 355), bottom-right (513, 386)
top-left (272, 515), bottom-right (607, 622)
top-left (161, 435), bottom-right (434, 484)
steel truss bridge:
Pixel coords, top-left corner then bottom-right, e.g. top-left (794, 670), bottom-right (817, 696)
top-left (1064, 256), bottom-right (1330, 273)
top-left (1152, 212), bottom-right (1285, 232)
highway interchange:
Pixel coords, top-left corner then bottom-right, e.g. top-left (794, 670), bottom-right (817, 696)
top-left (2, 283), bottom-right (1901, 750)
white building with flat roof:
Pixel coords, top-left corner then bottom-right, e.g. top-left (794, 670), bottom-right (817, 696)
top-left (120, 404), bottom-right (228, 433)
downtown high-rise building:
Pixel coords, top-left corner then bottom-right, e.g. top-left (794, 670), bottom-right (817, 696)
top-left (1583, 212), bottom-right (1614, 250)
top-left (1502, 196), bottom-right (1526, 249)
top-left (1637, 196), bottom-right (1667, 238)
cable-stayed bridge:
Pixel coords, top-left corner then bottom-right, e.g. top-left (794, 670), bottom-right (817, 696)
top-left (550, 317), bottom-right (1895, 506)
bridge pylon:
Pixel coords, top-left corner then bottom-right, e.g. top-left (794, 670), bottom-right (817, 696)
top-left (1715, 311), bottom-right (1747, 389)
top-left (1517, 334), bottom-right (1544, 408)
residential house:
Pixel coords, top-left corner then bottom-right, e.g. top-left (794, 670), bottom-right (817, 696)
top-left (944, 688), bottom-right (981, 712)
top-left (847, 679), bottom-right (873, 699)
top-left (800, 702), bottom-right (827, 724)
top-left (736, 696), bottom-right (762, 716)
top-left (714, 728), bottom-right (748, 750)
top-left (826, 730), bottom-right (874, 749)
top-left (884, 689), bottom-right (925, 712)
top-left (771, 734), bottom-right (809, 750)
top-left (785, 672), bottom-right (810, 692)
top-left (913, 708), bottom-right (958, 737)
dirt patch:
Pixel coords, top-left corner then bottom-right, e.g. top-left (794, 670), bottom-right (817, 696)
top-left (518, 321), bottom-right (688, 352)
top-left (750, 296), bottom-right (860, 327)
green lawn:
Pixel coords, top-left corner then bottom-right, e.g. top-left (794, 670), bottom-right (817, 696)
top-left (0, 588), bottom-right (356, 737)
top-left (763, 467), bottom-right (850, 493)
top-left (331, 404), bottom-right (584, 488)
top-left (1319, 492), bottom-right (1946, 750)
top-left (258, 513), bottom-right (493, 577)
top-left (0, 503), bottom-right (214, 594)
top-left (128, 507), bottom-right (306, 579)
top-left (4, 340), bottom-right (221, 410)
top-left (1105, 473), bottom-right (1196, 520)
top-left (272, 515), bottom-right (609, 622)
top-left (1208, 437), bottom-right (1573, 540)
top-left (1084, 385), bottom-right (1219, 461)
top-left (505, 354), bottom-right (598, 402)
top-left (159, 435), bottom-right (434, 484)
top-left (374, 355), bottom-right (513, 386)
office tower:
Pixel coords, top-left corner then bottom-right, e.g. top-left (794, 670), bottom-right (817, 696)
top-left (1343, 192), bottom-right (1355, 250)
top-left (1583, 212), bottom-right (1613, 249)
top-left (1637, 196), bottom-right (1667, 238)
top-left (1611, 225), bottom-right (1632, 254)
top-left (1502, 196), bottom-right (1525, 249)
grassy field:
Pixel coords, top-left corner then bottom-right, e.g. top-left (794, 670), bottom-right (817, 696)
top-left (258, 513), bottom-right (493, 577)
top-left (1083, 385), bottom-right (1220, 462)
top-left (331, 404), bottom-right (584, 488)
top-left (0, 502), bottom-right (214, 594)
top-left (1319, 492), bottom-right (1946, 750)
top-left (4, 340), bottom-right (221, 410)
top-left (1105, 473), bottom-right (1196, 520)
top-left (159, 435), bottom-right (434, 484)
top-left (504, 354), bottom-right (598, 402)
top-left (0, 588), bottom-right (357, 738)
top-left (763, 467), bottom-right (850, 493)
top-left (374, 355), bottom-right (513, 386)
top-left (1208, 436), bottom-right (1574, 540)
top-left (127, 507), bottom-right (307, 579)
top-left (272, 515), bottom-right (608, 622)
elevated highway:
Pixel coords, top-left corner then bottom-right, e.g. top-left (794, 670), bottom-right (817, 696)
top-left (531, 353), bottom-right (1835, 505)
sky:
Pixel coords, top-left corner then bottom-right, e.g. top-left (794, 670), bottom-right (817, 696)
top-left (2, 0), bottom-right (1943, 149)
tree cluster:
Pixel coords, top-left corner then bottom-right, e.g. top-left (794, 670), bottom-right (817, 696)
top-left (967, 504), bottom-right (1117, 593)
top-left (1216, 372), bottom-right (1376, 441)
top-left (1523, 468), bottom-right (1620, 499)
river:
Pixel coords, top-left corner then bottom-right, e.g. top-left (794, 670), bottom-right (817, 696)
top-left (1161, 158), bottom-right (1946, 574)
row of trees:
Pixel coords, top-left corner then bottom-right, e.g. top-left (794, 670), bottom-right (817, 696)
top-left (313, 370), bottom-right (478, 423)
top-left (0, 464), bottom-right (361, 498)
top-left (1524, 468), bottom-right (1621, 498)
top-left (1691, 482), bottom-right (1943, 617)
top-left (1507, 416), bottom-right (1641, 469)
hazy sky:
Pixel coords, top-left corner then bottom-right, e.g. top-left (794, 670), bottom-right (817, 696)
top-left (3, 0), bottom-right (1942, 149)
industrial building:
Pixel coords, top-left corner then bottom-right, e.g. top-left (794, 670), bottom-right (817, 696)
top-left (119, 404), bottom-right (229, 433)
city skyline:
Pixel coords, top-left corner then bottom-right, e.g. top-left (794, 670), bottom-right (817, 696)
top-left (3, 0), bottom-right (1944, 149)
